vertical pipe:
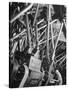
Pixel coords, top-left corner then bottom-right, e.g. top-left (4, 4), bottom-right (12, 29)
top-left (33, 4), bottom-right (39, 26)
top-left (51, 23), bottom-right (54, 49)
top-left (47, 4), bottom-right (51, 62)
top-left (26, 13), bottom-right (31, 48)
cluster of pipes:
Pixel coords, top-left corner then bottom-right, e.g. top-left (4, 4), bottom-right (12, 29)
top-left (9, 3), bottom-right (66, 87)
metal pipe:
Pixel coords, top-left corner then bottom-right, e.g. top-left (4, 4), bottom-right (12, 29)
top-left (38, 28), bottom-right (46, 40)
top-left (11, 42), bottom-right (18, 54)
top-left (10, 29), bottom-right (26, 41)
top-left (52, 23), bottom-right (63, 61)
top-left (37, 19), bottom-right (58, 31)
top-left (37, 18), bottom-right (44, 25)
top-left (33, 4), bottom-right (39, 26)
top-left (26, 13), bottom-right (32, 48)
top-left (10, 4), bottom-right (33, 23)
top-left (56, 55), bottom-right (66, 63)
top-left (19, 19), bottom-right (26, 27)
top-left (47, 5), bottom-right (51, 61)
top-left (51, 23), bottom-right (54, 49)
top-left (38, 35), bottom-right (58, 45)
top-left (19, 64), bottom-right (29, 87)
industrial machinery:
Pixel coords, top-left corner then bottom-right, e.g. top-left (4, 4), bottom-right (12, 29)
top-left (9, 2), bottom-right (66, 88)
